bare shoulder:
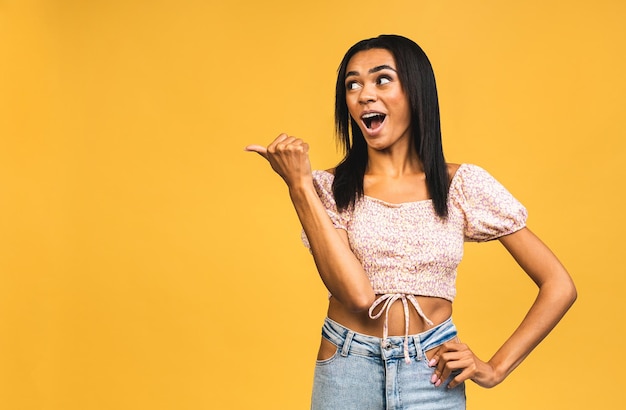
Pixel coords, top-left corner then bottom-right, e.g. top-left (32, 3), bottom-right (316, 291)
top-left (446, 163), bottom-right (462, 183)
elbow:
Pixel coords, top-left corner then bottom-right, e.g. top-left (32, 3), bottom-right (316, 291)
top-left (344, 292), bottom-right (376, 313)
top-left (543, 267), bottom-right (577, 305)
top-left (553, 276), bottom-right (577, 310)
top-left (566, 280), bottom-right (578, 307)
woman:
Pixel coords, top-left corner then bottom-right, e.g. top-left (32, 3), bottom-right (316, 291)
top-left (246, 34), bottom-right (576, 409)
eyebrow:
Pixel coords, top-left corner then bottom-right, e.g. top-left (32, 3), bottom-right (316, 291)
top-left (345, 64), bottom-right (397, 79)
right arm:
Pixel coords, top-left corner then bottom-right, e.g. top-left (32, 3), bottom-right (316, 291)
top-left (246, 134), bottom-right (375, 311)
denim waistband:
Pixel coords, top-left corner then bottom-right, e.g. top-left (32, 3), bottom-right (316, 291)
top-left (321, 316), bottom-right (458, 363)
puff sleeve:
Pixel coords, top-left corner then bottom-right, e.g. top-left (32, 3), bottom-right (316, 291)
top-left (301, 170), bottom-right (350, 249)
top-left (453, 164), bottom-right (528, 242)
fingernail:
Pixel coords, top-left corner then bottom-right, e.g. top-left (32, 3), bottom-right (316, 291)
top-left (430, 373), bottom-right (438, 384)
top-left (435, 379), bottom-right (442, 387)
top-left (428, 358), bottom-right (437, 367)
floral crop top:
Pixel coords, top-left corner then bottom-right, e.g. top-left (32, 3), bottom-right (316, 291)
top-left (301, 164), bottom-right (527, 361)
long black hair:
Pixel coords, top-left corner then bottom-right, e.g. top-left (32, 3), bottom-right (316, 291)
top-left (333, 34), bottom-right (449, 218)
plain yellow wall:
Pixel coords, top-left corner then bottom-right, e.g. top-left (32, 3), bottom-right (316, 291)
top-left (1, 0), bottom-right (625, 408)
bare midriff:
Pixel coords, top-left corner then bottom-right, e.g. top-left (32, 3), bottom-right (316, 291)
top-left (327, 294), bottom-right (453, 337)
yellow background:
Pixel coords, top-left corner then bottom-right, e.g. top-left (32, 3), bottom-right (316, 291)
top-left (1, 0), bottom-right (624, 408)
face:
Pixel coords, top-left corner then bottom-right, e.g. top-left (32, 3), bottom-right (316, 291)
top-left (344, 48), bottom-right (412, 152)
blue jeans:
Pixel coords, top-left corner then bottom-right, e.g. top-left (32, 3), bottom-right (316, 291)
top-left (311, 317), bottom-right (466, 410)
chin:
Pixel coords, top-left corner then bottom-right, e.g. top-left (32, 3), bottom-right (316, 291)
top-left (366, 141), bottom-right (391, 151)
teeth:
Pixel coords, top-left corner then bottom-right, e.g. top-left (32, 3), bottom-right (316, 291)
top-left (362, 112), bottom-right (382, 119)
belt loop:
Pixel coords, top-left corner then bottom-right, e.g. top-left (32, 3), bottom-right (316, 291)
top-left (341, 331), bottom-right (355, 357)
top-left (412, 335), bottom-right (423, 361)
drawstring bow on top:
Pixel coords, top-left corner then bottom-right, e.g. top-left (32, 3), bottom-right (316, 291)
top-left (368, 293), bottom-right (434, 364)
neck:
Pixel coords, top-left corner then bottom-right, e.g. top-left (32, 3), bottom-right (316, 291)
top-left (366, 142), bottom-right (423, 177)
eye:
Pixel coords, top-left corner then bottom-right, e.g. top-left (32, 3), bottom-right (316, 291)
top-left (346, 81), bottom-right (362, 91)
top-left (377, 75), bottom-right (391, 86)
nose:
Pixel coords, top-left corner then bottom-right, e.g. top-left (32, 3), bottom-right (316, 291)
top-left (358, 83), bottom-right (377, 105)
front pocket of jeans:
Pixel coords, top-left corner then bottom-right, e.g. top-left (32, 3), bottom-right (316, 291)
top-left (316, 336), bottom-right (339, 366)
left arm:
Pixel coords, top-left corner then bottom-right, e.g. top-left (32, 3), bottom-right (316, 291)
top-left (431, 227), bottom-right (577, 389)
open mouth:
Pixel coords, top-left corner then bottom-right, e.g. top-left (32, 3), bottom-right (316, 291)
top-left (361, 112), bottom-right (386, 130)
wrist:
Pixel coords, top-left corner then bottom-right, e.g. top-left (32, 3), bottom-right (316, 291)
top-left (288, 179), bottom-right (315, 198)
top-left (472, 360), bottom-right (504, 389)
